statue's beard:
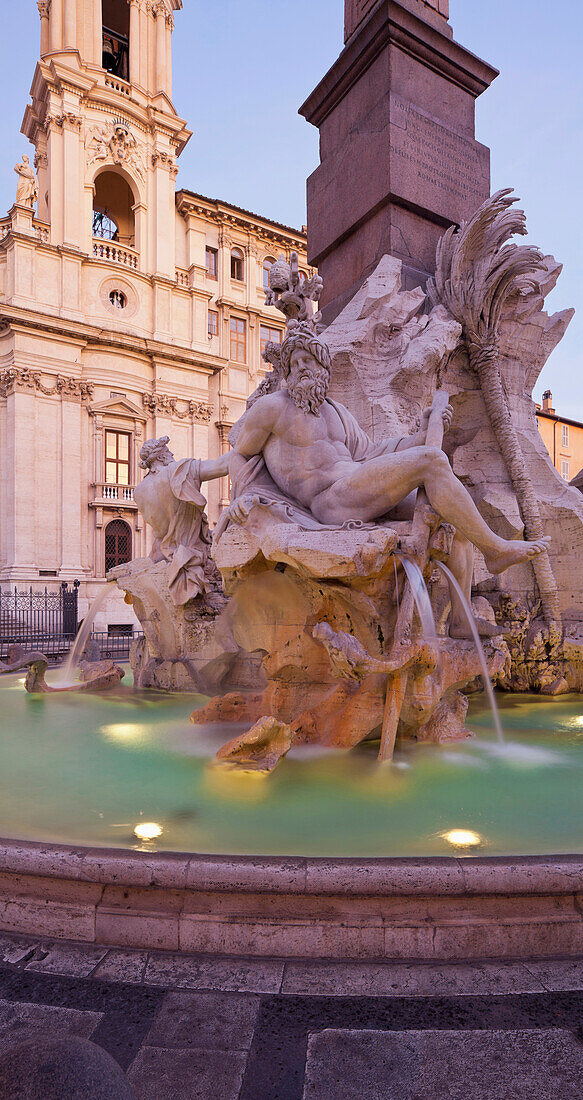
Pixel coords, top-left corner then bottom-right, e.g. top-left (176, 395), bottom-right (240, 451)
top-left (287, 371), bottom-right (328, 415)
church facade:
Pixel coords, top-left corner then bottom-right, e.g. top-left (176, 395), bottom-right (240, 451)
top-left (0, 0), bottom-right (309, 631)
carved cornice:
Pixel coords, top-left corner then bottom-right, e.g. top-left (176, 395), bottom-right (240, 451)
top-left (142, 392), bottom-right (212, 422)
top-left (0, 368), bottom-right (94, 400)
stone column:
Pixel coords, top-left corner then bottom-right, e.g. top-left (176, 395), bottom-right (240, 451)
top-left (155, 4), bottom-right (167, 93)
top-left (129, 0), bottom-right (141, 86)
top-left (49, 0), bottom-right (63, 51)
top-left (63, 0), bottom-right (76, 49)
top-left (38, 1), bottom-right (50, 55)
top-left (165, 12), bottom-right (173, 99)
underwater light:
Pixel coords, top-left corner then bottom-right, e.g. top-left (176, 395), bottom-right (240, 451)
top-left (133, 822), bottom-right (162, 841)
top-left (441, 828), bottom-right (482, 848)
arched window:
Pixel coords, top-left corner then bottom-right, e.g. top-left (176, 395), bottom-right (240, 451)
top-left (105, 519), bottom-right (132, 574)
top-left (102, 0), bottom-right (129, 80)
top-left (231, 248), bottom-right (244, 282)
top-left (93, 171), bottom-right (135, 248)
top-left (262, 257), bottom-right (276, 290)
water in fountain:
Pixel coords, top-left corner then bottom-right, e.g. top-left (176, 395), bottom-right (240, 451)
top-left (435, 560), bottom-right (504, 745)
top-left (54, 581), bottom-right (115, 687)
top-left (397, 555), bottom-right (439, 646)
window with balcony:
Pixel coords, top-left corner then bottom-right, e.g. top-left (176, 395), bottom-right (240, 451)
top-left (231, 248), bottom-right (244, 282)
top-left (102, 0), bottom-right (129, 80)
top-left (105, 429), bottom-right (131, 486)
top-left (105, 519), bottom-right (132, 573)
top-left (562, 424), bottom-right (569, 448)
top-left (260, 324), bottom-right (282, 356)
top-left (206, 247), bottom-right (218, 279)
top-left (230, 317), bottom-right (246, 363)
top-left (208, 310), bottom-right (219, 337)
top-left (262, 257), bottom-right (276, 290)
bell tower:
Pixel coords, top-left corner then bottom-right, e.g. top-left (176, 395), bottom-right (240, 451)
top-left (23, 0), bottom-right (190, 281)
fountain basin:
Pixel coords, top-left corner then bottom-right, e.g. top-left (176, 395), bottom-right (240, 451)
top-left (0, 840), bottom-right (582, 960)
top-left (0, 672), bottom-right (582, 959)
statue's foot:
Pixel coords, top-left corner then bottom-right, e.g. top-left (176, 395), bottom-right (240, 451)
top-left (484, 536), bottom-right (551, 575)
top-left (449, 617), bottom-right (505, 641)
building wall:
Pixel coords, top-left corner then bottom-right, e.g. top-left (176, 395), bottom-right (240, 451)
top-left (0, 0), bottom-right (310, 631)
top-left (537, 411), bottom-right (583, 485)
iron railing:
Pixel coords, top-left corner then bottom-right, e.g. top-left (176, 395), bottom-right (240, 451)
top-left (89, 630), bottom-right (143, 661)
top-left (0, 582), bottom-right (79, 660)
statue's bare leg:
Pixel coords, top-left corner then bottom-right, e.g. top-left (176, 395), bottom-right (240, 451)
top-left (311, 446), bottom-right (550, 573)
top-left (446, 534), bottom-right (502, 639)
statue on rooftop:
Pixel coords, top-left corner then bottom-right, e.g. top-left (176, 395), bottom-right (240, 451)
top-left (14, 155), bottom-right (38, 209)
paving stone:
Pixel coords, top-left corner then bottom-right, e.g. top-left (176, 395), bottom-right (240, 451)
top-left (92, 950), bottom-right (149, 984)
top-left (282, 960), bottom-right (546, 997)
top-left (127, 1045), bottom-right (247, 1099)
top-left (303, 1028), bottom-right (583, 1099)
top-left (0, 1034), bottom-right (134, 1099)
top-left (143, 953), bottom-right (284, 993)
top-left (24, 942), bottom-right (108, 977)
top-left (523, 958), bottom-right (583, 991)
top-left (0, 934), bottom-right (38, 966)
top-left (145, 991), bottom-right (259, 1051)
top-left (0, 998), bottom-right (102, 1053)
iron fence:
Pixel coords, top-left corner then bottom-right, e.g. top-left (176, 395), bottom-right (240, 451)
top-left (89, 630), bottom-right (144, 661)
top-left (0, 582), bottom-right (79, 661)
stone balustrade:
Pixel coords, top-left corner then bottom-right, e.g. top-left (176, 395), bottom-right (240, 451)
top-left (92, 240), bottom-right (139, 269)
top-left (94, 483), bottom-right (135, 502)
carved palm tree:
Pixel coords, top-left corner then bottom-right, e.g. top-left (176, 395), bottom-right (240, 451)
top-left (427, 188), bottom-right (561, 636)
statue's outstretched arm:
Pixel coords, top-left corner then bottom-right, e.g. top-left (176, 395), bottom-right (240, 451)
top-left (198, 453), bottom-right (231, 481)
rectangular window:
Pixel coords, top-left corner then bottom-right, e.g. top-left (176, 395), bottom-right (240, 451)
top-left (230, 317), bottom-right (246, 363)
top-left (205, 246), bottom-right (218, 279)
top-left (562, 424), bottom-right (569, 448)
top-left (105, 429), bottom-right (131, 485)
top-left (208, 309), bottom-right (218, 337)
top-left (260, 324), bottom-right (282, 357)
top-left (561, 459), bottom-right (570, 481)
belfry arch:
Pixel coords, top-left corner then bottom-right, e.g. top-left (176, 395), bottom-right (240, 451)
top-left (92, 169), bottom-right (136, 248)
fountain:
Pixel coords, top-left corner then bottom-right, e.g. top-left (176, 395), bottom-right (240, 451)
top-left (1, 191), bottom-right (583, 962)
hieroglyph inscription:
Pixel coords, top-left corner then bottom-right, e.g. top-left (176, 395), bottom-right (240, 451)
top-left (389, 94), bottom-right (488, 219)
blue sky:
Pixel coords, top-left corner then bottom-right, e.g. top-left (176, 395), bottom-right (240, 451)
top-left (1, 1), bottom-right (581, 416)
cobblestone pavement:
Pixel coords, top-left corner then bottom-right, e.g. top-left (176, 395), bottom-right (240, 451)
top-left (0, 932), bottom-right (582, 1097)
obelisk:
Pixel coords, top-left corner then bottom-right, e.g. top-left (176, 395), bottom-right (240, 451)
top-left (300, 0), bottom-right (498, 321)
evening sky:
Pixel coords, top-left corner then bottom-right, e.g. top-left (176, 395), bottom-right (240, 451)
top-left (0, 1), bottom-right (580, 416)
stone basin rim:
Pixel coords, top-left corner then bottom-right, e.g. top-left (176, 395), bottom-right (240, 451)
top-left (1, 837), bottom-right (582, 895)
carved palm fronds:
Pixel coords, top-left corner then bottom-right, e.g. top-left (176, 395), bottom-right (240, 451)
top-left (427, 188), bottom-right (561, 636)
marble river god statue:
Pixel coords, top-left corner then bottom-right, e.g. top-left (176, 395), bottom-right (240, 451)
top-left (113, 191), bottom-right (583, 769)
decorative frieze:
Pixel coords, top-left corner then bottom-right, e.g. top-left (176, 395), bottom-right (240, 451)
top-left (0, 368), bottom-right (94, 400)
top-left (142, 392), bottom-right (212, 422)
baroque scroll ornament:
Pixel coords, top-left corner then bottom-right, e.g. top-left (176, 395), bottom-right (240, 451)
top-left (85, 119), bottom-right (146, 182)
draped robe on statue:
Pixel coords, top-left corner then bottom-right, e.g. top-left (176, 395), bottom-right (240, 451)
top-left (133, 459), bottom-right (211, 606)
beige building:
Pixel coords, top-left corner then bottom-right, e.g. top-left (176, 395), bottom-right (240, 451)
top-left (536, 390), bottom-right (583, 487)
top-left (0, 0), bottom-right (309, 631)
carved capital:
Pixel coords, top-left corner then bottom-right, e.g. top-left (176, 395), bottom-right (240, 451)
top-left (151, 150), bottom-right (176, 172)
top-left (37, 1), bottom-right (50, 16)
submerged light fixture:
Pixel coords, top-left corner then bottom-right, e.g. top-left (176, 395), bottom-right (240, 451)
top-left (441, 829), bottom-right (482, 849)
top-left (134, 821), bottom-right (163, 842)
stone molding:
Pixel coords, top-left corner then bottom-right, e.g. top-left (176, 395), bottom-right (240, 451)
top-left (176, 193), bottom-right (307, 253)
top-left (0, 368), bottom-right (94, 400)
top-left (142, 392), bottom-right (213, 422)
